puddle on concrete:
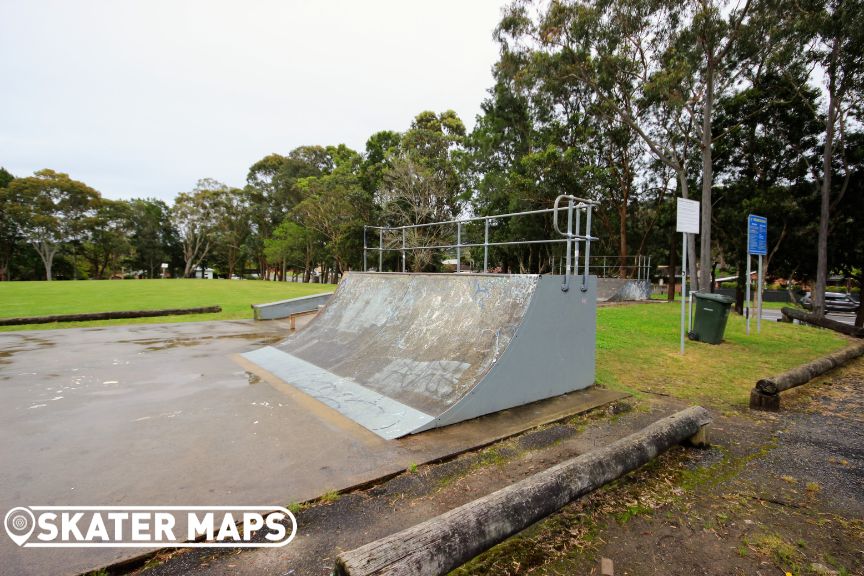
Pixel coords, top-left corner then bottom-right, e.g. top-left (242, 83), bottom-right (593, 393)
top-left (21, 335), bottom-right (57, 349)
top-left (145, 339), bottom-right (204, 352)
top-left (133, 333), bottom-right (283, 351)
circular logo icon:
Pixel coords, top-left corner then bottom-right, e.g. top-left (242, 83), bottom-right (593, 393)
top-left (4, 507), bottom-right (35, 546)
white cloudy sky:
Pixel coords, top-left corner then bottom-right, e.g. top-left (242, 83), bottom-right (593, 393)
top-left (0, 0), bottom-right (505, 202)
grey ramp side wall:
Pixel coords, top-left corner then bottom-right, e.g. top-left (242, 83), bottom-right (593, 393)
top-left (596, 278), bottom-right (651, 302)
top-left (413, 275), bottom-right (596, 432)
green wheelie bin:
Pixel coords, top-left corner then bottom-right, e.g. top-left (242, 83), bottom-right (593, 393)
top-left (688, 292), bottom-right (734, 344)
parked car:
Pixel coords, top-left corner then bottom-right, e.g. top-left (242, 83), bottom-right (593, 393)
top-left (800, 291), bottom-right (861, 312)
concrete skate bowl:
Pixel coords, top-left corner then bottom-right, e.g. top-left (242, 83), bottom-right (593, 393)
top-left (597, 278), bottom-right (652, 302)
top-left (242, 272), bottom-right (597, 439)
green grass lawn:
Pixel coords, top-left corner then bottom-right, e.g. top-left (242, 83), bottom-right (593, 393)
top-left (0, 279), bottom-right (336, 331)
top-left (596, 302), bottom-right (849, 410)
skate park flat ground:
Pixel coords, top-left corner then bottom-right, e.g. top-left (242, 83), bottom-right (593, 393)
top-left (0, 319), bottom-right (623, 576)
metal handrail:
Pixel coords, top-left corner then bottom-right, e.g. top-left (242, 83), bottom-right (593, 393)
top-left (553, 194), bottom-right (596, 292)
top-left (364, 202), bottom-right (599, 232)
top-left (363, 200), bottom-right (601, 284)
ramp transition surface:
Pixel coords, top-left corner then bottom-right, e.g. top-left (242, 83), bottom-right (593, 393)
top-left (242, 273), bottom-right (597, 438)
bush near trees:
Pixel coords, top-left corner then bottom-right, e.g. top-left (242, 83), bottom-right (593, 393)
top-left (1, 0), bottom-right (861, 325)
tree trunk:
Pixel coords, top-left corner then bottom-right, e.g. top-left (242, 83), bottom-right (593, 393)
top-left (699, 63), bottom-right (714, 292)
top-left (857, 268), bottom-right (864, 328)
top-left (667, 222), bottom-right (677, 302)
top-left (34, 241), bottom-right (56, 281)
top-left (618, 203), bottom-right (628, 278)
top-left (735, 250), bottom-right (746, 315)
top-left (814, 80), bottom-right (838, 318)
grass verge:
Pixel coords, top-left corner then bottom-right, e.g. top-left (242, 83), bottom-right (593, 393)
top-left (0, 279), bottom-right (335, 331)
top-left (596, 302), bottom-right (848, 409)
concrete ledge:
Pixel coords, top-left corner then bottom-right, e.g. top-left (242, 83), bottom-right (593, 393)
top-left (251, 292), bottom-right (333, 320)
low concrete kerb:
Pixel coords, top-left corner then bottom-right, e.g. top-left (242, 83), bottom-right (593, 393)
top-left (750, 341), bottom-right (864, 411)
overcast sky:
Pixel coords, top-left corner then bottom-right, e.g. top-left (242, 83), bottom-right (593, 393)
top-left (0, 0), bottom-right (505, 202)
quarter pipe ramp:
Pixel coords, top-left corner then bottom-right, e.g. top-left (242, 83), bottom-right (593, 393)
top-left (242, 272), bottom-right (597, 439)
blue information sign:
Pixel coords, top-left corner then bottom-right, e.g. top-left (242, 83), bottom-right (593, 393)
top-left (748, 214), bottom-right (767, 255)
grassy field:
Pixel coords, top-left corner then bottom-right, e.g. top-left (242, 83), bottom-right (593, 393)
top-left (596, 302), bottom-right (848, 409)
top-left (0, 279), bottom-right (335, 331)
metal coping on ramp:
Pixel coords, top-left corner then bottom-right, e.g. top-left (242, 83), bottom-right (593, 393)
top-left (242, 272), bottom-right (597, 439)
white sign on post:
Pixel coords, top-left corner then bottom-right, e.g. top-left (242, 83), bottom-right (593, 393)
top-left (676, 198), bottom-right (700, 234)
top-left (676, 198), bottom-right (700, 355)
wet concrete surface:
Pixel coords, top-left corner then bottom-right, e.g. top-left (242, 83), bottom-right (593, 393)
top-left (0, 320), bottom-right (622, 576)
top-left (128, 399), bottom-right (656, 576)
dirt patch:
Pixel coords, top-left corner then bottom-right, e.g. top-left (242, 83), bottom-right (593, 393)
top-left (457, 361), bottom-right (864, 576)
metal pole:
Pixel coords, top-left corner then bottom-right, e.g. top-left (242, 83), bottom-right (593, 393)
top-left (582, 205), bottom-right (592, 291)
top-left (746, 254), bottom-right (751, 336)
top-left (456, 222), bottom-right (461, 273)
top-left (689, 290), bottom-right (694, 332)
top-left (574, 205), bottom-right (581, 273)
top-left (565, 199), bottom-right (574, 276)
top-left (757, 254), bottom-right (763, 334)
top-left (402, 228), bottom-right (407, 272)
top-left (483, 218), bottom-right (489, 273)
top-left (681, 232), bottom-right (687, 355)
top-left (363, 226), bottom-right (367, 272)
top-left (379, 228), bottom-right (383, 272)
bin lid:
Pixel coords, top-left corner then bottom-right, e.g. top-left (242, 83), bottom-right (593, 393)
top-left (694, 292), bottom-right (734, 305)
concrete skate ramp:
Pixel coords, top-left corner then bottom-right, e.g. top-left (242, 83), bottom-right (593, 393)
top-left (242, 273), bottom-right (596, 439)
top-left (597, 278), bottom-right (652, 302)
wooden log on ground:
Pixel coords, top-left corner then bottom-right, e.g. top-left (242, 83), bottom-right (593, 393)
top-left (0, 306), bottom-right (222, 326)
top-left (780, 307), bottom-right (864, 338)
top-left (334, 406), bottom-right (711, 576)
top-left (755, 341), bottom-right (864, 396)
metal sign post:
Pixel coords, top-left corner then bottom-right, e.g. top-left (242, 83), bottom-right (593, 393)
top-left (677, 198), bottom-right (700, 355)
top-left (747, 215), bottom-right (768, 335)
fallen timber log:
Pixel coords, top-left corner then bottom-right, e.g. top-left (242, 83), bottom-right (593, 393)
top-left (0, 306), bottom-right (222, 326)
top-left (780, 307), bottom-right (864, 338)
top-left (335, 406), bottom-right (711, 576)
top-left (750, 341), bottom-right (864, 411)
